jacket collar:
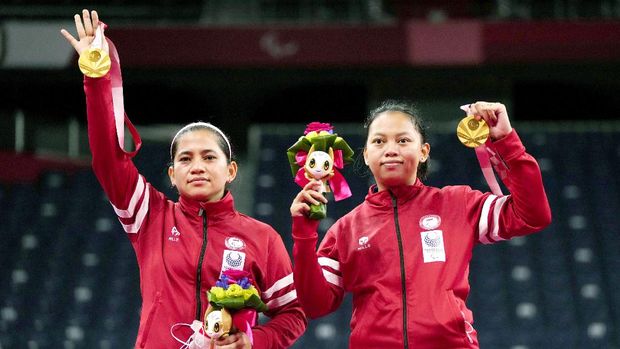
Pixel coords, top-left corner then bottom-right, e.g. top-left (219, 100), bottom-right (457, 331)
top-left (178, 190), bottom-right (236, 221)
top-left (365, 179), bottom-right (424, 208)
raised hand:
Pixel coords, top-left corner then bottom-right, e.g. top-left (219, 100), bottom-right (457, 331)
top-left (468, 101), bottom-right (513, 141)
top-left (60, 9), bottom-right (108, 56)
top-left (290, 180), bottom-right (328, 218)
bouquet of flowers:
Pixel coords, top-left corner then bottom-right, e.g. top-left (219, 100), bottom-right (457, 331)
top-left (203, 270), bottom-right (267, 345)
top-left (286, 122), bottom-right (354, 219)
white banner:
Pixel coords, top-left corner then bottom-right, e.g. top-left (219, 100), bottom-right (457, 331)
top-left (1, 21), bottom-right (75, 68)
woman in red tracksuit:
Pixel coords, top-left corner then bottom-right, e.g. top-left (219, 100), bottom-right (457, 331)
top-left (290, 100), bottom-right (552, 348)
top-left (62, 10), bottom-right (306, 349)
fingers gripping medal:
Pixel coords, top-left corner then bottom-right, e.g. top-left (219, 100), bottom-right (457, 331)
top-left (457, 107), bottom-right (489, 148)
top-left (78, 25), bottom-right (111, 78)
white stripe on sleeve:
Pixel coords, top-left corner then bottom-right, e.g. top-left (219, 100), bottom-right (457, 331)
top-left (322, 269), bottom-right (343, 288)
top-left (119, 186), bottom-right (150, 234)
top-left (265, 290), bottom-right (297, 309)
top-left (262, 273), bottom-right (294, 299)
top-left (318, 257), bottom-right (340, 271)
top-left (111, 175), bottom-right (145, 218)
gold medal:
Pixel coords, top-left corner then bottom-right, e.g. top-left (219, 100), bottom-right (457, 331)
top-left (457, 115), bottom-right (489, 148)
top-left (78, 47), bottom-right (111, 78)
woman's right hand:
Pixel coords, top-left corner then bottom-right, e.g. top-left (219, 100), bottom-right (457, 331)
top-left (60, 9), bottom-right (108, 56)
top-left (290, 180), bottom-right (328, 218)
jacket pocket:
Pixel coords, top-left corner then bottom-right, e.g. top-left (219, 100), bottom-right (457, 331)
top-left (447, 289), bottom-right (475, 345)
top-left (139, 291), bottom-right (162, 348)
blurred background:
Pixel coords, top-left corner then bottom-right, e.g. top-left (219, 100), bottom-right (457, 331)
top-left (1, 1), bottom-right (620, 348)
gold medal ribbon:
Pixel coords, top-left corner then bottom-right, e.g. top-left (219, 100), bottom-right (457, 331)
top-left (82, 22), bottom-right (143, 157)
top-left (457, 104), bottom-right (503, 196)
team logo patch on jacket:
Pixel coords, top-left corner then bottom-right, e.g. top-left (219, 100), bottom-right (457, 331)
top-left (419, 214), bottom-right (441, 230)
top-left (221, 250), bottom-right (246, 271)
top-left (168, 226), bottom-right (180, 242)
top-left (420, 230), bottom-right (446, 263)
top-left (225, 236), bottom-right (245, 250)
top-left (357, 236), bottom-right (371, 251)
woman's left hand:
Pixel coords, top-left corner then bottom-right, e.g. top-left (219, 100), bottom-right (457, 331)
top-left (468, 101), bottom-right (513, 141)
top-left (214, 332), bottom-right (252, 348)
top-left (60, 9), bottom-right (109, 56)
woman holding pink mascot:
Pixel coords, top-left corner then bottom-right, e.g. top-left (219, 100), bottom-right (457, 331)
top-left (290, 99), bottom-right (552, 348)
top-left (61, 10), bottom-right (306, 349)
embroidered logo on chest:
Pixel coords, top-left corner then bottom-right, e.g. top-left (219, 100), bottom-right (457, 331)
top-left (357, 236), bottom-right (371, 251)
top-left (221, 250), bottom-right (246, 271)
top-left (168, 226), bottom-right (181, 242)
top-left (420, 230), bottom-right (446, 263)
top-left (419, 214), bottom-right (441, 230)
top-left (224, 237), bottom-right (245, 251)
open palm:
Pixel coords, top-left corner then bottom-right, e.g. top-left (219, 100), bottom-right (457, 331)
top-left (60, 9), bottom-right (108, 55)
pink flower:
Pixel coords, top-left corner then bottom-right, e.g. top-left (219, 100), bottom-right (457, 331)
top-left (304, 122), bottom-right (333, 135)
top-left (222, 269), bottom-right (253, 283)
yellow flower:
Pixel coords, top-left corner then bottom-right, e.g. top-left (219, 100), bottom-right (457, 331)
top-left (305, 130), bottom-right (332, 141)
top-left (226, 284), bottom-right (244, 298)
top-left (242, 286), bottom-right (259, 300)
top-left (242, 289), bottom-right (252, 301)
top-left (210, 287), bottom-right (226, 300)
top-left (305, 131), bottom-right (318, 139)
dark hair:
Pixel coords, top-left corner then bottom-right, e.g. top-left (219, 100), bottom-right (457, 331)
top-left (169, 122), bottom-right (235, 164)
top-left (364, 99), bottom-right (430, 180)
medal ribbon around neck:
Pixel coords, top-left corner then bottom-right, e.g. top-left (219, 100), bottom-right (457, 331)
top-left (458, 105), bottom-right (503, 196)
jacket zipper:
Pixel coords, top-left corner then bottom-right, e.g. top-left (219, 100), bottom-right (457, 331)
top-left (196, 208), bottom-right (208, 320)
top-left (390, 192), bottom-right (409, 349)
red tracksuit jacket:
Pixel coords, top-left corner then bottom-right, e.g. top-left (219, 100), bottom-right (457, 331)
top-left (292, 130), bottom-right (551, 349)
top-left (84, 74), bottom-right (306, 348)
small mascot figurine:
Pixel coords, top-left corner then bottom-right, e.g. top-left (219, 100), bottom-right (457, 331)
top-left (204, 270), bottom-right (268, 348)
top-left (287, 122), bottom-right (354, 220)
top-left (203, 307), bottom-right (232, 343)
